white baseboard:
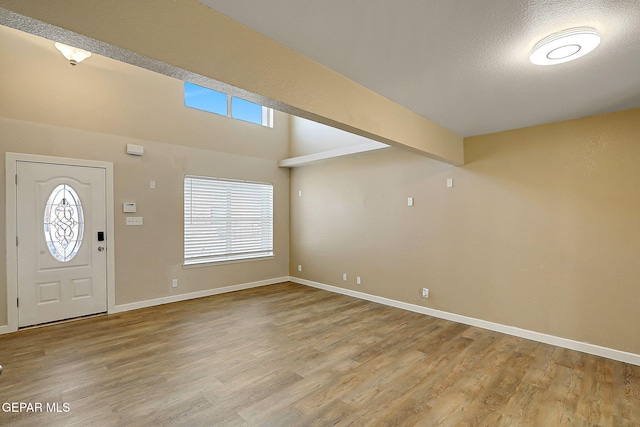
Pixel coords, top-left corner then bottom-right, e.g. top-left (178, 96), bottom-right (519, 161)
top-left (290, 276), bottom-right (640, 366)
top-left (112, 277), bottom-right (290, 313)
top-left (4, 275), bottom-right (637, 366)
top-left (0, 325), bottom-right (14, 335)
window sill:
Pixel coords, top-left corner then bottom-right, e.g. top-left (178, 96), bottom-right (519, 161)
top-left (183, 255), bottom-right (275, 269)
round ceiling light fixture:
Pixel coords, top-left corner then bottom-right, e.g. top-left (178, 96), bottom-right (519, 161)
top-left (530, 27), bottom-right (601, 66)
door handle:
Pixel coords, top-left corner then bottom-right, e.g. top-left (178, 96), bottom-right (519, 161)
top-left (98, 246), bottom-right (105, 252)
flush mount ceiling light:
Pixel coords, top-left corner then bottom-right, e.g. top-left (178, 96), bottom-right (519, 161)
top-left (54, 42), bottom-right (92, 66)
top-left (530, 27), bottom-right (601, 66)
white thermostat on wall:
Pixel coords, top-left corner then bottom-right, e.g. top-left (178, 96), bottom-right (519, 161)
top-left (123, 202), bottom-right (137, 213)
top-left (126, 144), bottom-right (144, 156)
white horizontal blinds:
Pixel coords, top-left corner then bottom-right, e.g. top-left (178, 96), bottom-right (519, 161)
top-left (184, 176), bottom-right (274, 264)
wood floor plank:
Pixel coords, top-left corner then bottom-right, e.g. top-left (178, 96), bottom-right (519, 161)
top-left (495, 382), bottom-right (544, 427)
top-left (461, 351), bottom-right (536, 426)
top-left (615, 363), bottom-right (640, 423)
top-left (575, 355), bottom-right (614, 425)
top-left (1, 282), bottom-right (639, 426)
top-left (532, 364), bottom-right (585, 426)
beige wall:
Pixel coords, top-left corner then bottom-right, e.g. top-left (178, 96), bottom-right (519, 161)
top-left (0, 25), bottom-right (289, 161)
top-left (290, 108), bottom-right (640, 355)
top-left (0, 27), bottom-right (289, 325)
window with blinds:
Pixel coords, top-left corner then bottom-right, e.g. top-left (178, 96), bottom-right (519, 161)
top-left (184, 176), bottom-right (274, 265)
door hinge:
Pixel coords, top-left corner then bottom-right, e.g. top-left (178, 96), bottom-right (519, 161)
top-left (16, 236), bottom-right (18, 246)
top-left (15, 174), bottom-right (17, 185)
top-left (17, 298), bottom-right (19, 308)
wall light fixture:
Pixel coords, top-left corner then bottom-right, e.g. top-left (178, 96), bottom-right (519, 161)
top-left (54, 42), bottom-right (92, 66)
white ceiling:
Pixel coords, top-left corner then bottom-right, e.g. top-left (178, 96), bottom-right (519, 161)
top-left (198, 0), bottom-right (640, 137)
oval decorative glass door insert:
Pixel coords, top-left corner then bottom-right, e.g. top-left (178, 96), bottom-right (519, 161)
top-left (43, 184), bottom-right (85, 262)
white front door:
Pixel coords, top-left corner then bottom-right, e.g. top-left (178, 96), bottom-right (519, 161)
top-left (17, 161), bottom-right (107, 327)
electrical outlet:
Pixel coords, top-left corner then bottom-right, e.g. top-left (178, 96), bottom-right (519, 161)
top-left (422, 288), bottom-right (429, 298)
top-left (356, 276), bottom-right (361, 285)
top-left (172, 279), bottom-right (178, 288)
top-left (343, 273), bottom-right (347, 281)
top-left (298, 264), bottom-right (302, 272)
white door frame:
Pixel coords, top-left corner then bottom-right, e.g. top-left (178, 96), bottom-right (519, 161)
top-left (4, 152), bottom-right (116, 333)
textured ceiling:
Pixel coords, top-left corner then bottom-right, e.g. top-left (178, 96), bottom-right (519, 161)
top-left (198, 0), bottom-right (640, 137)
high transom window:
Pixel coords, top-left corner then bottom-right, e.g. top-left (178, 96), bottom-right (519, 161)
top-left (44, 184), bottom-right (84, 262)
top-left (184, 176), bottom-right (274, 265)
top-left (184, 82), bottom-right (274, 127)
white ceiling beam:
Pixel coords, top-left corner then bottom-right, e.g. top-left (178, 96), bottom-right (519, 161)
top-left (279, 142), bottom-right (389, 168)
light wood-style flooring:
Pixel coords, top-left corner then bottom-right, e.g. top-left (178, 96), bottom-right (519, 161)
top-left (0, 282), bottom-right (639, 426)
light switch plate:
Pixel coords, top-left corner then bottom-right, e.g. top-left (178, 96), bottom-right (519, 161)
top-left (126, 217), bottom-right (143, 226)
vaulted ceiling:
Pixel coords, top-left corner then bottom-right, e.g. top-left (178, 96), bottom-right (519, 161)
top-left (199, 0), bottom-right (640, 137)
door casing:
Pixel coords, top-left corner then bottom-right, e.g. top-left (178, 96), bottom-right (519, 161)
top-left (4, 153), bottom-right (116, 332)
